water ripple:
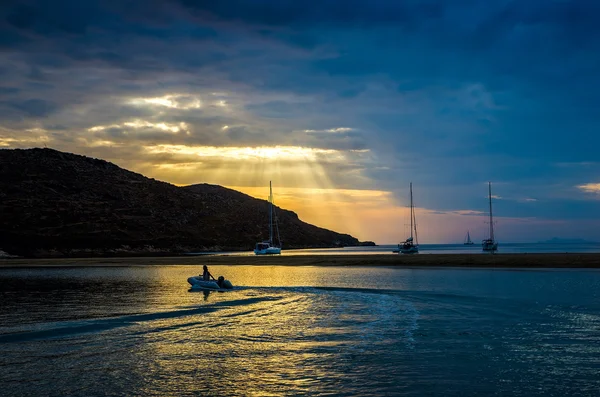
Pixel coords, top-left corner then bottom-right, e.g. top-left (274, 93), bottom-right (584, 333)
top-left (1, 266), bottom-right (600, 396)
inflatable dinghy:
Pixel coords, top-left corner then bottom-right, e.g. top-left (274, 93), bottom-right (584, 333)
top-left (188, 276), bottom-right (233, 291)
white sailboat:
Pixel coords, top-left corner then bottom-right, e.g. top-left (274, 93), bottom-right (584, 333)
top-left (464, 231), bottom-right (474, 245)
top-left (254, 181), bottom-right (282, 255)
top-left (399, 182), bottom-right (419, 254)
top-left (482, 181), bottom-right (498, 252)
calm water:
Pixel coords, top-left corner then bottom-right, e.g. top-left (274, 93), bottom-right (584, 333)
top-left (1, 265), bottom-right (600, 396)
top-left (192, 242), bottom-right (600, 256)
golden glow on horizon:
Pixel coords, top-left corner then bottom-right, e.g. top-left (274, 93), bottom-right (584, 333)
top-left (221, 185), bottom-right (566, 243)
top-left (231, 186), bottom-right (392, 206)
top-left (135, 143), bottom-right (375, 239)
top-left (229, 185), bottom-right (395, 242)
top-left (227, 185), bottom-right (540, 244)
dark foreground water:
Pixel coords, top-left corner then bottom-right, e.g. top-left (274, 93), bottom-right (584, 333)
top-left (1, 265), bottom-right (599, 396)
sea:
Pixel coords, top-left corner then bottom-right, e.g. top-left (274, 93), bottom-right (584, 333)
top-left (1, 261), bottom-right (600, 396)
top-left (194, 241), bottom-right (600, 256)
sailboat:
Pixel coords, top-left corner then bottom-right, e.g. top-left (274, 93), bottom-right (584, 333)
top-left (398, 182), bottom-right (419, 254)
top-left (482, 182), bottom-right (498, 252)
top-left (254, 181), bottom-right (282, 255)
top-left (464, 231), bottom-right (474, 245)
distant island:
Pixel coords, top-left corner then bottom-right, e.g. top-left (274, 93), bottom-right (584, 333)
top-left (0, 148), bottom-right (372, 258)
top-left (537, 238), bottom-right (599, 244)
top-left (357, 241), bottom-right (377, 246)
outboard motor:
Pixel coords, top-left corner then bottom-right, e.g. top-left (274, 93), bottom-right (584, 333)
top-left (221, 279), bottom-right (233, 289)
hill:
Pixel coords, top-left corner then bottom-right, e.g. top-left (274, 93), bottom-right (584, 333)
top-left (0, 148), bottom-right (362, 257)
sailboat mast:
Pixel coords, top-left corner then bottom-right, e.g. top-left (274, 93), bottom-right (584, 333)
top-left (269, 181), bottom-right (273, 244)
top-left (413, 202), bottom-right (419, 245)
top-left (409, 182), bottom-right (413, 239)
top-left (488, 182), bottom-right (494, 241)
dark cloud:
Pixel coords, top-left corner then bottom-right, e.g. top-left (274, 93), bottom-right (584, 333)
top-left (3, 1), bottom-right (109, 37)
top-left (6, 98), bottom-right (58, 117)
top-left (176, 0), bottom-right (446, 28)
top-left (245, 100), bottom-right (313, 119)
top-left (0, 87), bottom-right (19, 95)
top-left (0, 28), bottom-right (29, 49)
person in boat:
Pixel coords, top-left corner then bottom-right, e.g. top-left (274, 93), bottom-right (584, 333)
top-left (201, 265), bottom-right (216, 281)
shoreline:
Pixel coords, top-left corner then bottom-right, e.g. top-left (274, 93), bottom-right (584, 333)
top-left (1, 253), bottom-right (600, 268)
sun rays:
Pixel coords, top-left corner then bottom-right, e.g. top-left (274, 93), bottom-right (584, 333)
top-left (136, 142), bottom-right (380, 238)
top-left (143, 144), bottom-right (342, 161)
top-left (140, 144), bottom-right (346, 199)
top-left (3, 89), bottom-right (583, 245)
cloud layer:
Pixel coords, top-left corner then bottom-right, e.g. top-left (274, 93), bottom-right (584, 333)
top-left (1, 0), bottom-right (599, 242)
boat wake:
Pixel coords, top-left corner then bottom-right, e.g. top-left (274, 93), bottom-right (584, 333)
top-left (0, 296), bottom-right (280, 343)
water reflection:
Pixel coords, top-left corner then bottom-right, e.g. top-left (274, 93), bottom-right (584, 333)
top-left (186, 288), bottom-right (214, 301)
top-left (1, 266), bottom-right (599, 396)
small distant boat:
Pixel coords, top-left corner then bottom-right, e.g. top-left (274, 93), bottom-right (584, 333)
top-left (464, 231), bottom-right (474, 245)
top-left (188, 276), bottom-right (233, 291)
top-left (482, 182), bottom-right (498, 252)
top-left (254, 181), bottom-right (282, 255)
top-left (398, 182), bottom-right (419, 254)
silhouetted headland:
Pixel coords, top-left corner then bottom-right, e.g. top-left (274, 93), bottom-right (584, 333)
top-left (0, 148), bottom-right (367, 257)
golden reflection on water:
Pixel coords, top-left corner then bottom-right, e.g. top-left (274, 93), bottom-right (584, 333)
top-left (2, 266), bottom-right (600, 396)
top-left (129, 265), bottom-right (405, 396)
top-left (136, 293), bottom-right (331, 395)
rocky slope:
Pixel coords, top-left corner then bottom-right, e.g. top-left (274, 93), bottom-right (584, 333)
top-left (0, 148), bottom-right (363, 257)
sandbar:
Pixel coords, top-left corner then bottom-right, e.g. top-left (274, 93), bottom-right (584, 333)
top-left (1, 253), bottom-right (600, 268)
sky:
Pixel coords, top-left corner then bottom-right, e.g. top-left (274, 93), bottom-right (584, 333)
top-left (1, 0), bottom-right (599, 244)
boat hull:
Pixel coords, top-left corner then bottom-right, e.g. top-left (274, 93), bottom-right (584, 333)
top-left (400, 248), bottom-right (419, 254)
top-left (482, 240), bottom-right (498, 252)
top-left (398, 244), bottom-right (419, 254)
top-left (254, 247), bottom-right (281, 255)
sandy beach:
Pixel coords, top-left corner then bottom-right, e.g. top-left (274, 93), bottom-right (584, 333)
top-left (1, 253), bottom-right (600, 268)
